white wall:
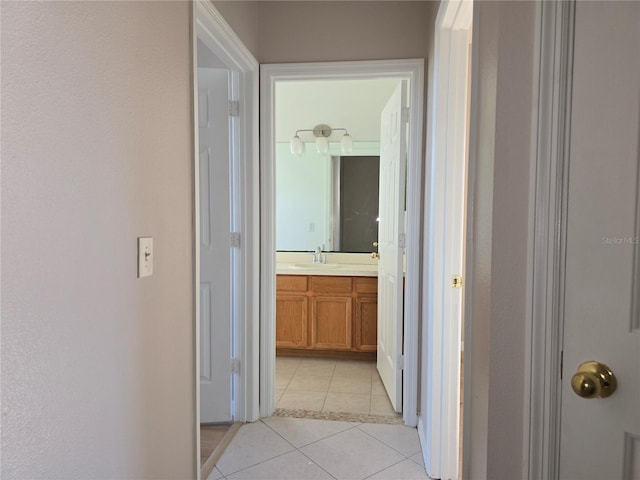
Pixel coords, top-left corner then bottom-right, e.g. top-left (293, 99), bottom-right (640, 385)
top-left (275, 144), bottom-right (332, 251)
top-left (1, 2), bottom-right (195, 478)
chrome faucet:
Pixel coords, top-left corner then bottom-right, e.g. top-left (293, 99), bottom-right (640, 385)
top-left (312, 246), bottom-right (327, 264)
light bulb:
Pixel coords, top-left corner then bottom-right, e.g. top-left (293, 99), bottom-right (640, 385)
top-left (316, 136), bottom-right (329, 154)
top-left (341, 133), bottom-right (353, 154)
top-left (290, 135), bottom-right (304, 156)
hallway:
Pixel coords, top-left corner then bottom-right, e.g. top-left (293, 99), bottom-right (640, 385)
top-left (208, 416), bottom-right (430, 480)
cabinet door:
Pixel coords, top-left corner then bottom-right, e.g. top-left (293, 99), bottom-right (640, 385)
top-left (276, 294), bottom-right (308, 348)
top-left (355, 296), bottom-right (378, 351)
top-left (310, 296), bottom-right (352, 350)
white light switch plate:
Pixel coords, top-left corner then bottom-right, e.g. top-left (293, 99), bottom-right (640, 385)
top-left (138, 237), bottom-right (153, 278)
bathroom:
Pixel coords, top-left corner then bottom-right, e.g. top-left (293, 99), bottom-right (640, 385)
top-left (272, 77), bottom-right (409, 421)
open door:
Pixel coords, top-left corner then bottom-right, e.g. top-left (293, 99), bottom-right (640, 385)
top-left (198, 68), bottom-right (232, 423)
top-left (377, 80), bottom-right (407, 412)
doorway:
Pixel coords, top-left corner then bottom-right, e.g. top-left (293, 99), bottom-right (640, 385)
top-left (192, 2), bottom-right (260, 478)
top-left (260, 60), bottom-right (425, 426)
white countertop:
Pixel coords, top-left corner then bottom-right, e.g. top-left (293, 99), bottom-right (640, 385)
top-left (276, 262), bottom-right (378, 277)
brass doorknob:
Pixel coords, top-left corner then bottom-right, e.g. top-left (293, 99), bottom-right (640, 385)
top-left (371, 252), bottom-right (380, 259)
top-left (570, 361), bottom-right (617, 399)
top-left (373, 242), bottom-right (379, 247)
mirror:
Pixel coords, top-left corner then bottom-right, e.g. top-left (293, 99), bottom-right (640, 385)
top-left (274, 78), bottom-right (403, 253)
top-left (275, 143), bottom-right (380, 253)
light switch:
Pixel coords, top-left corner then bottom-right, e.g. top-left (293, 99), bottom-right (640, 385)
top-left (138, 237), bottom-right (153, 278)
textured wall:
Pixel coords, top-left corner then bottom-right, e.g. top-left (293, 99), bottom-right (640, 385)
top-left (256, 1), bottom-right (434, 63)
top-left (464, 2), bottom-right (536, 479)
top-left (212, 1), bottom-right (259, 58)
top-left (1, 1), bottom-right (195, 478)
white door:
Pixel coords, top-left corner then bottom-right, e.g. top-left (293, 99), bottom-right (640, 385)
top-left (559, 2), bottom-right (640, 478)
top-left (377, 80), bottom-right (407, 412)
top-left (198, 68), bottom-right (232, 423)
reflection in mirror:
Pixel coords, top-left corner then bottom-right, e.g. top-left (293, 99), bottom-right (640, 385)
top-left (275, 142), bottom-right (380, 253)
top-left (333, 156), bottom-right (379, 252)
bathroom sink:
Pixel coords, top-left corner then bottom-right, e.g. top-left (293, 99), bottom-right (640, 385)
top-left (290, 263), bottom-right (340, 269)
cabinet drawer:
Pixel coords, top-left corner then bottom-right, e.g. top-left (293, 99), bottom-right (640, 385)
top-left (277, 275), bottom-right (308, 292)
top-left (355, 277), bottom-right (378, 293)
top-left (310, 276), bottom-right (352, 293)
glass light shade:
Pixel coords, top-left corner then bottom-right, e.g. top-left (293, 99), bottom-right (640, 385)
top-left (290, 135), bottom-right (304, 156)
top-left (341, 133), bottom-right (353, 154)
top-left (316, 136), bottom-right (329, 154)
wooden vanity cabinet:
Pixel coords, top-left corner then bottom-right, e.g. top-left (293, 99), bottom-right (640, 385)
top-left (275, 276), bottom-right (308, 348)
top-left (276, 274), bottom-right (377, 358)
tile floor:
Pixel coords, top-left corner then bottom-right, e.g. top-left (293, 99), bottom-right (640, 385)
top-left (207, 416), bottom-right (432, 480)
top-left (276, 357), bottom-right (400, 418)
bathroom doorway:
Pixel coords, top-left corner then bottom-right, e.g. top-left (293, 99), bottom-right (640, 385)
top-left (260, 60), bottom-right (425, 426)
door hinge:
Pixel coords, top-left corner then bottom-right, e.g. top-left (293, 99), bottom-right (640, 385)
top-left (230, 232), bottom-right (241, 248)
top-left (452, 275), bottom-right (463, 288)
top-left (228, 100), bottom-right (240, 117)
top-left (398, 233), bottom-right (407, 249)
top-left (398, 355), bottom-right (405, 370)
top-left (401, 106), bottom-right (410, 123)
top-left (231, 358), bottom-right (241, 375)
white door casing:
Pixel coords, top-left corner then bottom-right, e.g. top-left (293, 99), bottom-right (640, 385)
top-left (422, 2), bottom-right (472, 479)
top-left (198, 68), bottom-right (232, 423)
top-left (259, 60), bottom-right (424, 426)
top-left (377, 81), bottom-right (408, 412)
top-left (558, 2), bottom-right (640, 478)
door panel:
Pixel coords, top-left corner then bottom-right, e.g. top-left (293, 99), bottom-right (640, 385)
top-left (559, 3), bottom-right (640, 478)
top-left (377, 81), bottom-right (407, 412)
top-left (198, 68), bottom-right (232, 423)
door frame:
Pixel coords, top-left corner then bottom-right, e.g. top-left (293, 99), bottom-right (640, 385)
top-left (522, 1), bottom-right (575, 479)
top-left (191, 2), bottom-right (260, 477)
top-left (259, 59), bottom-right (425, 426)
top-left (420, 1), bottom-right (472, 479)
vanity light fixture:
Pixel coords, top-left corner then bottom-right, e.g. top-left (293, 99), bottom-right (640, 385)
top-left (290, 124), bottom-right (353, 156)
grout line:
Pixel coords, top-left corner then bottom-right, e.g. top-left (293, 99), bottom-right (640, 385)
top-left (361, 457), bottom-right (416, 480)
top-left (356, 424), bottom-right (421, 459)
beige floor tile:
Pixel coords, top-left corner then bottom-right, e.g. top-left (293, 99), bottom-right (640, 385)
top-left (262, 416), bottom-right (354, 448)
top-left (300, 427), bottom-right (405, 480)
top-left (205, 466), bottom-right (224, 480)
top-left (278, 390), bottom-right (326, 411)
top-left (366, 458), bottom-right (431, 479)
top-left (371, 372), bottom-right (387, 395)
top-left (410, 452), bottom-right (425, 467)
top-left (358, 423), bottom-right (422, 457)
top-left (370, 394), bottom-right (397, 416)
top-left (323, 392), bottom-right (371, 415)
top-left (329, 375), bottom-right (372, 395)
top-left (276, 357), bottom-right (302, 375)
top-left (332, 360), bottom-right (373, 378)
top-left (296, 359), bottom-right (337, 377)
top-left (216, 422), bottom-right (294, 476)
top-left (277, 371), bottom-right (294, 389)
top-left (276, 388), bottom-right (285, 402)
top-left (227, 450), bottom-right (333, 480)
top-left (288, 374), bottom-right (332, 392)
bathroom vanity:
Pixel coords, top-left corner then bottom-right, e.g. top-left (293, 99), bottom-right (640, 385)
top-left (275, 267), bottom-right (378, 360)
